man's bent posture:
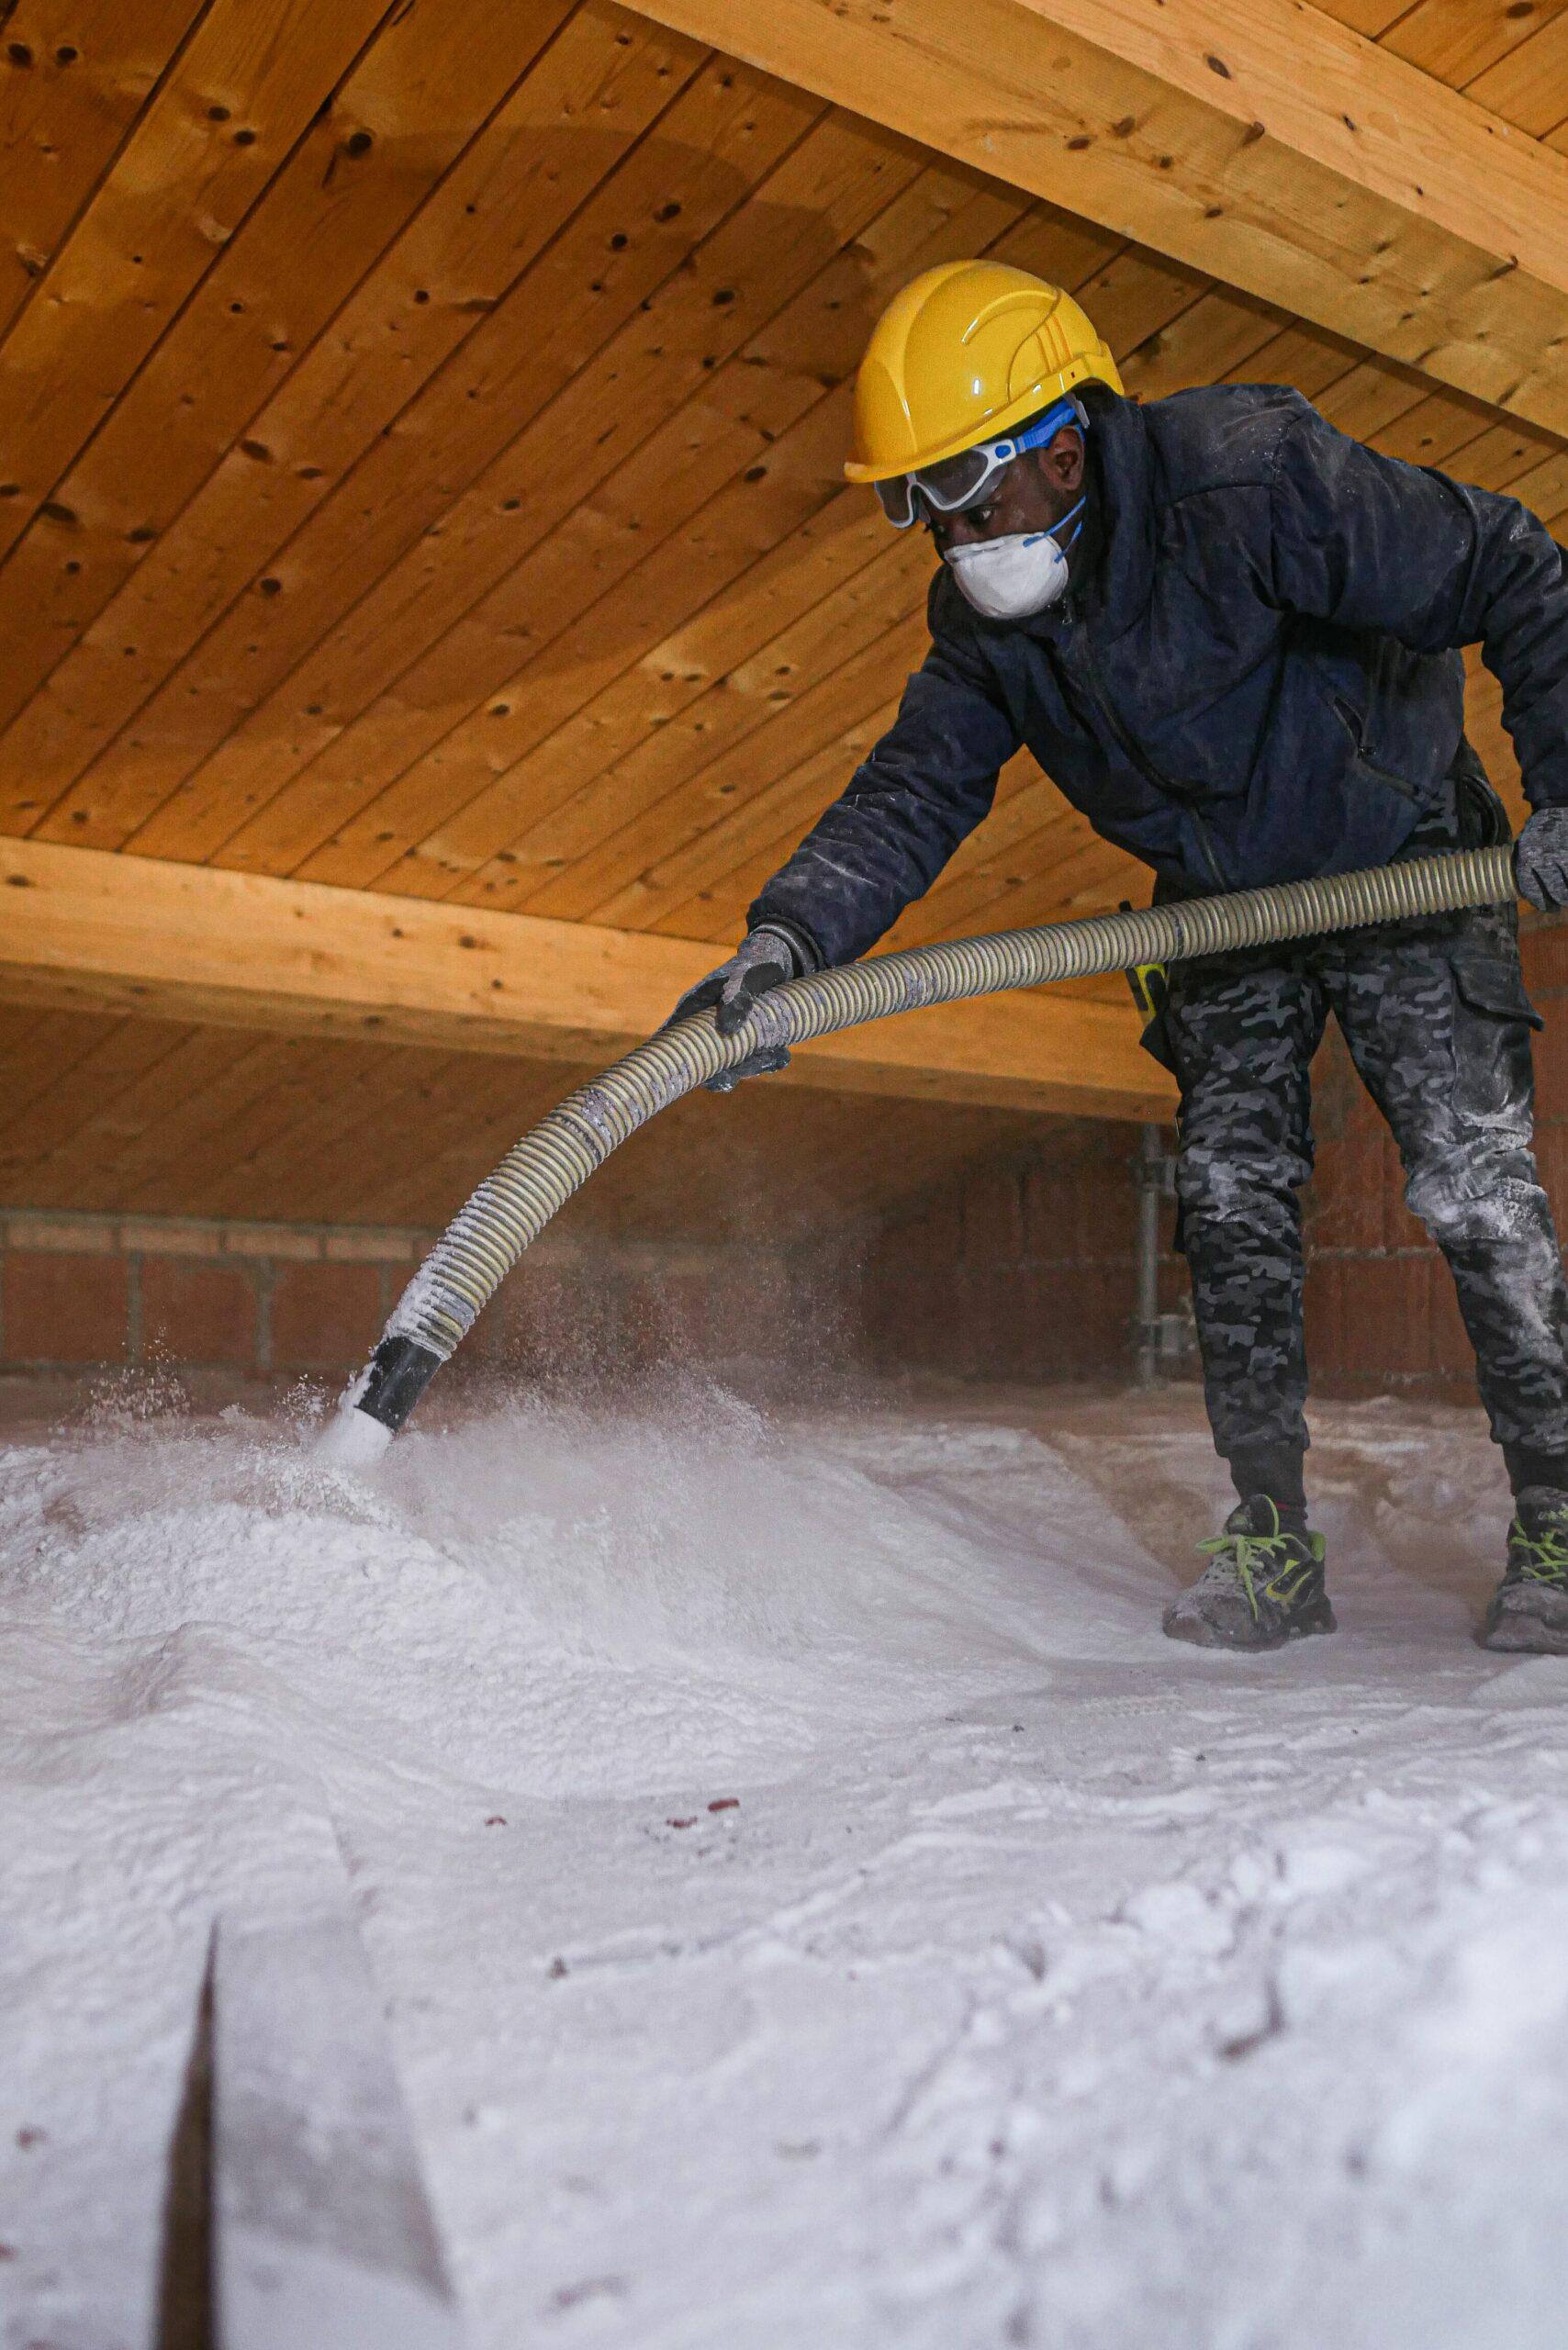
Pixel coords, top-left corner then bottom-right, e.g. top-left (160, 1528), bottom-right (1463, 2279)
top-left (672, 261), bottom-right (1568, 1654)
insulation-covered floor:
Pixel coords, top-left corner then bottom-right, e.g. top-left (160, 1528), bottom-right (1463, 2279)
top-left (4, 1380), bottom-right (1566, 2347)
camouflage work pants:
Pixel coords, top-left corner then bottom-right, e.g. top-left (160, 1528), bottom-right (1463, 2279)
top-left (1161, 899), bottom-right (1568, 1476)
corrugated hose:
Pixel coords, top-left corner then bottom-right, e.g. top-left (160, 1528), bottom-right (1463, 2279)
top-left (318, 843), bottom-right (1518, 1465)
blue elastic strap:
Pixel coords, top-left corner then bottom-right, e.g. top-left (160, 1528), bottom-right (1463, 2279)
top-left (1020, 494), bottom-right (1087, 554)
top-left (986, 395), bottom-right (1084, 466)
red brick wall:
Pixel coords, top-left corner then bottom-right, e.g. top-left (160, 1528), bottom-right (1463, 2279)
top-left (0, 1212), bottom-right (819, 1394)
top-left (857, 1124), bottom-right (1177, 1384)
top-left (0, 1215), bottom-right (412, 1380)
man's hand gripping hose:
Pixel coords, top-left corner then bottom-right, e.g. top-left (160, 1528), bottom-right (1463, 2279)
top-left (317, 844), bottom-right (1520, 1467)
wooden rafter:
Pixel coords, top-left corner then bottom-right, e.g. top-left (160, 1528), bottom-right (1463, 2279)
top-left (618, 0), bottom-right (1568, 438)
top-left (0, 840), bottom-right (1174, 1119)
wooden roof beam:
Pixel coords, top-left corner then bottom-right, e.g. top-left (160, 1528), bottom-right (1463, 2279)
top-left (0, 841), bottom-right (1173, 1122)
top-left (620, 0), bottom-right (1568, 439)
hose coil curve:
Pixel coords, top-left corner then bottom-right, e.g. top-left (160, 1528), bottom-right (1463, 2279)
top-left (323, 845), bottom-right (1516, 1457)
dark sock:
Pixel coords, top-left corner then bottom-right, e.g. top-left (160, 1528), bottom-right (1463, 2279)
top-left (1502, 1442), bottom-right (1568, 1499)
top-left (1226, 1440), bottom-right (1307, 1524)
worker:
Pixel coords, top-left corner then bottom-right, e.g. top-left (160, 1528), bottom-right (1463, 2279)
top-left (670, 261), bottom-right (1568, 1656)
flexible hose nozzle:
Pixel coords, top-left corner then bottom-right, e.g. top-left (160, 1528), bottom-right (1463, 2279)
top-left (320, 844), bottom-right (1518, 1457)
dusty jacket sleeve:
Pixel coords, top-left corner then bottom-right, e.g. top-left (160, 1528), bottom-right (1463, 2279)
top-left (1267, 396), bottom-right (1568, 807)
top-left (746, 588), bottom-right (1021, 968)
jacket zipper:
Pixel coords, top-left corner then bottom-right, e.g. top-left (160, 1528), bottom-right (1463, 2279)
top-left (1063, 612), bottom-right (1230, 891)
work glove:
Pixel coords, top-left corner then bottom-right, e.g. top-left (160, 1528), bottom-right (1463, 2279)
top-left (665, 923), bottom-right (806, 1093)
top-left (1517, 806), bottom-right (1568, 911)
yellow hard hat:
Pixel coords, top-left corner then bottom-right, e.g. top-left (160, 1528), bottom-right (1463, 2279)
top-left (845, 259), bottom-right (1123, 485)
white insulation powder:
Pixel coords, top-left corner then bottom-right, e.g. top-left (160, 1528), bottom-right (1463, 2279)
top-left (4, 1381), bottom-right (1568, 2349)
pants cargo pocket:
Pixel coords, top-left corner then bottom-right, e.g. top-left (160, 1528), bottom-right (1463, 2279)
top-left (1449, 950), bottom-right (1542, 1125)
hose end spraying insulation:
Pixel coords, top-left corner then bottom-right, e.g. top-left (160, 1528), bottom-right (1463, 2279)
top-left (322, 844), bottom-right (1518, 1455)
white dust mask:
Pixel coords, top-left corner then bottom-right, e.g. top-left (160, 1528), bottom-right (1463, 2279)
top-left (944, 496), bottom-right (1085, 621)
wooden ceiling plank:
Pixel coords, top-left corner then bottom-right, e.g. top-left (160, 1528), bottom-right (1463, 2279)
top-left (332, 435), bottom-right (883, 904)
top-left (1383, 0), bottom-right (1568, 92)
top-left (1313, 1), bottom-right (1413, 35)
top-left (0, 835), bottom-right (1172, 1116)
top-left (289, 1058), bottom-right (584, 1228)
top-left (193, 1040), bottom-right (461, 1222)
top-left (666, 755), bottom-right (913, 941)
top-left (578, 627), bottom-right (928, 933)
top-left (103, 1031), bottom-right (317, 1212)
top-left (228, 163), bottom-right (1027, 889)
top-left (1115, 283), bottom-right (1287, 403)
top-left (202, 156), bottom-right (987, 883)
top-left (0, 0), bottom-right (208, 342)
top-left (339, 1058), bottom-right (557, 1228)
top-left (1364, 386), bottom-right (1502, 470)
top-left (47, 58), bottom-right (828, 863)
top-left (0, 0), bottom-right (398, 567)
top-left (1503, 453), bottom-right (1568, 520)
top-left (0, 1013), bottom-right (198, 1186)
top-left (940, 201), bottom-right (1126, 308)
top-left (925, 851), bottom-right (1132, 946)
top-left (372, 1063), bottom-right (660, 1230)
top-left (509, 608), bottom-right (930, 928)
top-left (198, 1042), bottom-right (476, 1222)
top-left (0, 1006), bottom-right (122, 1145)
top-left (276, 1050), bottom-right (558, 1223)
top-left (1311, 358), bottom-right (1433, 444)
top-left (28, 1022), bottom-right (267, 1207)
top-left (874, 782), bottom-right (1082, 940)
top-left (1216, 317), bottom-right (1363, 401)
top-left (295, 403), bottom-right (875, 893)
top-left (1439, 417), bottom-right (1567, 494)
top-left (940, 834), bottom-right (1152, 936)
top-left (0, 0), bottom-right (578, 750)
top-left (206, 383), bottom-right (804, 879)
top-left (447, 534), bottom-right (929, 920)
top-left (1043, 241), bottom-right (1207, 366)
top-left (107, 1035), bottom-right (307, 1212)
top-left (115, 101), bottom-right (915, 872)
top-left (0, 1), bottom-right (711, 842)
top-left (1465, 11), bottom-right (1568, 134)
top-left (695, 763), bottom-right (1077, 952)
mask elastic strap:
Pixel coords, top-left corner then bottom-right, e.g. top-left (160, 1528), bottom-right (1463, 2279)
top-left (1047, 492), bottom-right (1086, 552)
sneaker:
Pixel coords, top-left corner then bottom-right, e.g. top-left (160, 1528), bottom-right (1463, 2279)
top-left (1163, 1495), bottom-right (1335, 1651)
top-left (1484, 1487), bottom-right (1568, 1653)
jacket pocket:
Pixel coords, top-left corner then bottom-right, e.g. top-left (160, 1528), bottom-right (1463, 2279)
top-left (1350, 750), bottom-right (1419, 806)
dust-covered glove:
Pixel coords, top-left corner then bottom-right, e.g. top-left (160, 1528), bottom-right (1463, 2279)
top-left (1517, 806), bottom-right (1568, 911)
top-left (664, 924), bottom-right (806, 1092)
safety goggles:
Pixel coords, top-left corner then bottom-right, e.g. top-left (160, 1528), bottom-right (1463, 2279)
top-left (873, 396), bottom-right (1084, 529)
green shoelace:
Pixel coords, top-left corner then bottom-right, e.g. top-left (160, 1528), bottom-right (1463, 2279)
top-left (1510, 1515), bottom-right (1568, 1587)
top-left (1195, 1501), bottom-right (1316, 1620)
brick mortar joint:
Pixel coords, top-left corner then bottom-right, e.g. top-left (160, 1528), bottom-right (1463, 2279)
top-left (2, 1211), bottom-right (436, 1259)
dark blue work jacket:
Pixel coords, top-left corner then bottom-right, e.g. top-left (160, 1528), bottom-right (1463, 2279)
top-left (749, 386), bottom-right (1568, 968)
